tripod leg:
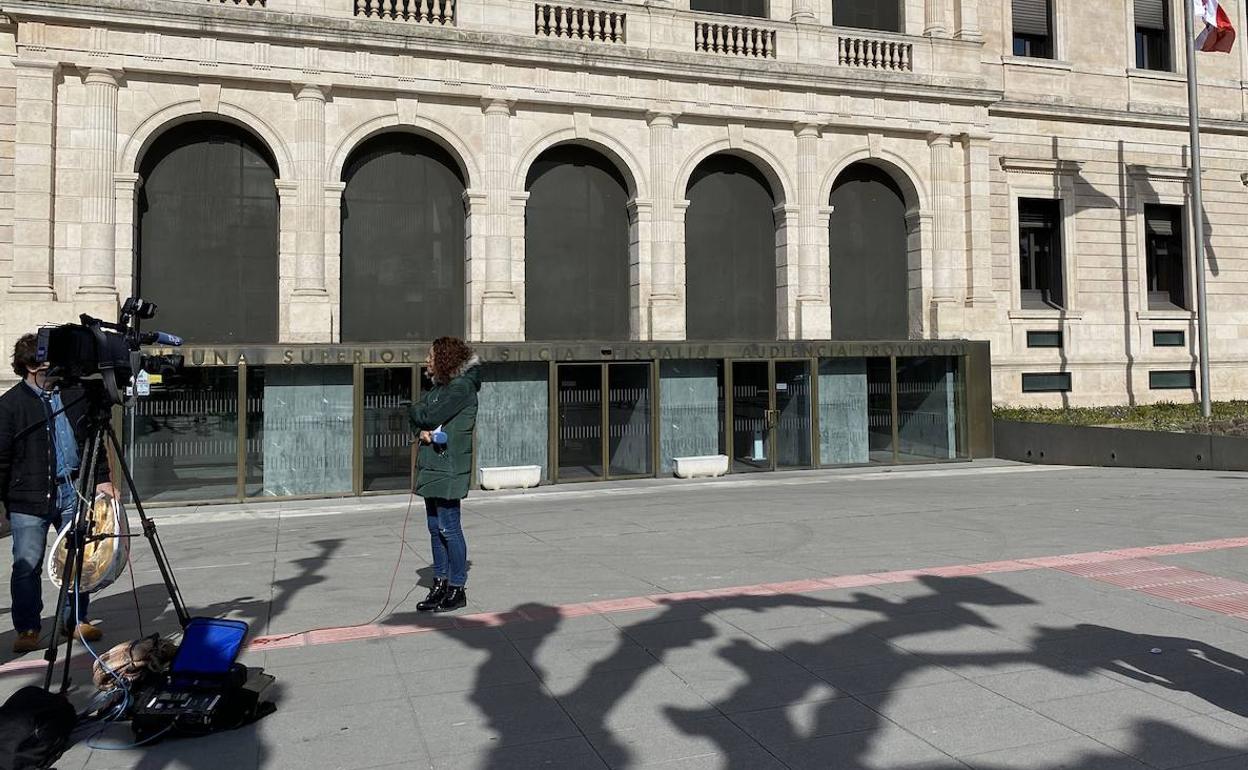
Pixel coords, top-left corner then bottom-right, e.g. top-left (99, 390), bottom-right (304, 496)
top-left (104, 423), bottom-right (189, 627)
top-left (43, 429), bottom-right (100, 693)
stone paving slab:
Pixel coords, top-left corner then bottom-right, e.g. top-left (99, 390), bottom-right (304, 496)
top-left (0, 461), bottom-right (1247, 768)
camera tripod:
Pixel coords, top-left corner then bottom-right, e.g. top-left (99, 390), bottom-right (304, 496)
top-left (43, 385), bottom-right (188, 694)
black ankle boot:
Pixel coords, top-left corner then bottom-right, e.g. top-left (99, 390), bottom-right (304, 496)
top-left (417, 579), bottom-right (448, 612)
top-left (435, 586), bottom-right (467, 613)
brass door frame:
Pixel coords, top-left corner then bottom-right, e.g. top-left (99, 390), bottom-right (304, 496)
top-left (552, 361), bottom-right (654, 483)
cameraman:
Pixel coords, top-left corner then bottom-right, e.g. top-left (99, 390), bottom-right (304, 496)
top-left (0, 333), bottom-right (114, 653)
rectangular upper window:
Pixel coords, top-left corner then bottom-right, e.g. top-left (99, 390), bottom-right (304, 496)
top-left (1152, 330), bottom-right (1186, 347)
top-left (833, 0), bottom-right (902, 32)
top-left (1027, 330), bottom-right (1063, 348)
top-left (1149, 370), bottom-right (1195, 390)
top-left (1012, 0), bottom-right (1053, 58)
top-left (1022, 372), bottom-right (1072, 393)
top-left (1135, 0), bottom-right (1171, 71)
top-left (690, 0), bottom-right (767, 18)
top-left (1018, 198), bottom-right (1065, 310)
top-left (1145, 204), bottom-right (1187, 311)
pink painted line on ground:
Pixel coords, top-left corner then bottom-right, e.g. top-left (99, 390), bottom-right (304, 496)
top-left (134, 536), bottom-right (1248, 658)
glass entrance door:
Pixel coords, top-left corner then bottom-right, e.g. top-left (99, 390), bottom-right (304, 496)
top-left (556, 363), bottom-right (653, 481)
top-left (556, 364), bottom-right (603, 481)
top-left (731, 360), bottom-right (813, 472)
top-left (731, 361), bottom-right (771, 472)
top-left (775, 360), bottom-right (813, 469)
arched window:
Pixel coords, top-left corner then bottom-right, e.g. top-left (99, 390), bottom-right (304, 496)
top-left (137, 120), bottom-right (279, 343)
top-left (828, 163), bottom-right (911, 340)
top-left (524, 145), bottom-right (631, 341)
top-left (685, 154), bottom-right (777, 341)
top-left (340, 133), bottom-right (467, 342)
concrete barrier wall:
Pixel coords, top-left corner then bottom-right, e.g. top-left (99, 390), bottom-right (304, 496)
top-left (994, 421), bottom-right (1248, 472)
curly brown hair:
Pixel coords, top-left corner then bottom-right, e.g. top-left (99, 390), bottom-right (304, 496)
top-left (11, 333), bottom-right (39, 378)
top-left (427, 337), bottom-right (474, 385)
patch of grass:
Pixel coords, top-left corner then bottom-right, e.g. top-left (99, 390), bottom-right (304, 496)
top-left (993, 401), bottom-right (1248, 437)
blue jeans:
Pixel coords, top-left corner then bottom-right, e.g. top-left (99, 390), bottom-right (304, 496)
top-left (10, 482), bottom-right (90, 633)
top-left (425, 497), bottom-right (468, 588)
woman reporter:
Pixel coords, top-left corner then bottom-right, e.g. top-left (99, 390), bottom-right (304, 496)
top-left (409, 337), bottom-right (481, 613)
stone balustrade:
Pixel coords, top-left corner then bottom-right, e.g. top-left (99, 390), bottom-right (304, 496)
top-left (535, 3), bottom-right (626, 44)
top-left (693, 19), bottom-right (776, 59)
top-left (837, 33), bottom-right (912, 72)
top-left (355, 0), bottom-right (456, 25)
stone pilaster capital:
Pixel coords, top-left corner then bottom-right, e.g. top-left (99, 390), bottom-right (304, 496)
top-left (481, 97), bottom-right (516, 116)
top-left (926, 132), bottom-right (954, 148)
top-left (13, 58), bottom-right (59, 74)
top-left (114, 172), bottom-right (141, 192)
top-left (293, 83), bottom-right (330, 102)
top-left (274, 180), bottom-right (300, 199)
top-left (645, 110), bottom-right (679, 128)
top-left (794, 121), bottom-right (822, 139)
top-left (79, 66), bottom-right (123, 87)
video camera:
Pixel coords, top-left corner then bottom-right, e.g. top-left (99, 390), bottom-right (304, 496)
top-left (35, 297), bottom-right (185, 407)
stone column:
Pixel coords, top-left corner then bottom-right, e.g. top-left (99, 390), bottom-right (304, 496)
top-left (646, 110), bottom-right (683, 340)
top-left (924, 0), bottom-right (949, 36)
top-left (927, 133), bottom-right (959, 306)
top-left (478, 97), bottom-right (521, 341)
top-left (775, 203), bottom-right (801, 340)
top-left (9, 60), bottom-right (59, 299)
top-left (954, 0), bottom-right (982, 40)
top-left (794, 122), bottom-right (829, 339)
top-left (78, 67), bottom-right (120, 299)
top-left (288, 84), bottom-right (332, 343)
top-left (113, 173), bottom-right (140, 296)
top-left (961, 133), bottom-right (994, 306)
top-left (789, 0), bottom-right (816, 23)
top-left (294, 84), bottom-right (327, 296)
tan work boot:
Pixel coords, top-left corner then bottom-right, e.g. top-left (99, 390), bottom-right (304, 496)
top-left (12, 630), bottom-right (41, 654)
top-left (62, 623), bottom-right (103, 643)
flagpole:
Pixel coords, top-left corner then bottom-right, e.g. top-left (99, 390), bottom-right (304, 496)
top-left (1182, 0), bottom-right (1214, 419)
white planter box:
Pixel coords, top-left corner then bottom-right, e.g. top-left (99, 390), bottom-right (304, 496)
top-left (672, 455), bottom-right (729, 479)
top-left (478, 465), bottom-right (542, 490)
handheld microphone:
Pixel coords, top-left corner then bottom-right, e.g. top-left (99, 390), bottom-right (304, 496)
top-left (140, 331), bottom-right (183, 347)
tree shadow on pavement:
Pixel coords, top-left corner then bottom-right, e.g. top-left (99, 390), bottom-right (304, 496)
top-left (433, 575), bottom-right (1248, 770)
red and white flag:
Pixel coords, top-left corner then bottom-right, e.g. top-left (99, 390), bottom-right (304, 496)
top-left (1195, 0), bottom-right (1236, 53)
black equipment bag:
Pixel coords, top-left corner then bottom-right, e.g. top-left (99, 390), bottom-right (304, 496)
top-left (0, 687), bottom-right (77, 770)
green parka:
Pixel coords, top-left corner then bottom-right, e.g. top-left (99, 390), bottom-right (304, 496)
top-left (408, 357), bottom-right (481, 501)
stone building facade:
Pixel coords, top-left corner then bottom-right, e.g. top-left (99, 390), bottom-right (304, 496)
top-left (0, 0), bottom-right (1246, 413)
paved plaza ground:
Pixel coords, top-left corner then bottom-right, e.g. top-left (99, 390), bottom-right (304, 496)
top-left (2, 460), bottom-right (1248, 769)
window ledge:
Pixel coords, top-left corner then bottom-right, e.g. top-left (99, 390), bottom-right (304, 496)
top-left (1008, 309), bottom-right (1083, 321)
top-left (1137, 310), bottom-right (1195, 321)
top-left (1127, 67), bottom-right (1185, 83)
top-left (1003, 56), bottom-right (1073, 72)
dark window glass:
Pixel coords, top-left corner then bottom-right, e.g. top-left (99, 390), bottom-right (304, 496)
top-left (690, 0), bottom-right (766, 18)
top-left (340, 133), bottom-right (466, 342)
top-left (137, 121), bottom-right (279, 343)
top-left (1153, 330), bottom-right (1186, 347)
top-left (1026, 330), bottom-right (1063, 348)
top-left (1135, 0), bottom-right (1171, 70)
top-left (1145, 204), bottom-right (1187, 310)
top-left (1021, 372), bottom-right (1072, 392)
top-left (833, 0), bottom-right (901, 31)
top-left (525, 146), bottom-right (631, 341)
top-left (1018, 198), bottom-right (1065, 309)
top-left (1012, 0), bottom-right (1053, 58)
top-left (829, 163), bottom-right (910, 339)
top-left (1149, 370), bottom-right (1196, 390)
top-left (685, 155), bottom-right (778, 340)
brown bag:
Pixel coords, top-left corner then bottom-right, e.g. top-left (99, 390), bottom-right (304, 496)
top-left (92, 634), bottom-right (178, 692)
